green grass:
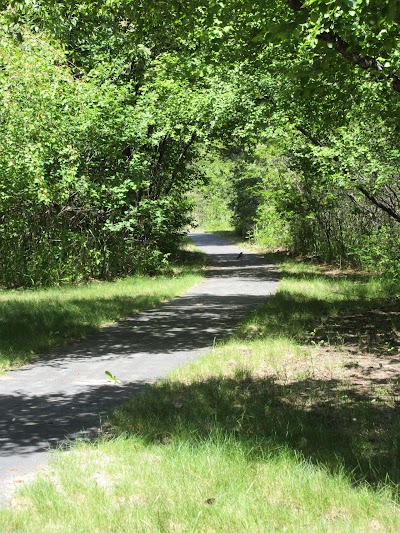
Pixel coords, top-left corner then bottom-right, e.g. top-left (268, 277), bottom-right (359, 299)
top-left (0, 244), bottom-right (206, 373)
top-left (2, 437), bottom-right (399, 532)
top-left (1, 242), bottom-right (400, 531)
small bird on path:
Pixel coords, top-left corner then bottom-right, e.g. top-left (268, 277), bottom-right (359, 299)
top-left (236, 252), bottom-right (243, 259)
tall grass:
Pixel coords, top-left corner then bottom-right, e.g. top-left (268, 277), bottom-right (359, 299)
top-left (2, 436), bottom-right (399, 532)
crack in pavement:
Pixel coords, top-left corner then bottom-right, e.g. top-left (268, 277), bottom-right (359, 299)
top-left (0, 232), bottom-right (279, 505)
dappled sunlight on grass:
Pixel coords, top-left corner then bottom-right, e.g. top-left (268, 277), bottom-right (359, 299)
top-left (0, 247), bottom-right (205, 373)
top-left (2, 251), bottom-right (399, 530)
top-left (238, 257), bottom-right (395, 343)
top-left (107, 255), bottom-right (400, 495)
top-left (113, 368), bottom-right (400, 490)
top-left (1, 431), bottom-right (399, 532)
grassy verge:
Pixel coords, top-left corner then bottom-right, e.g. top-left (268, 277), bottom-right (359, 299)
top-left (1, 240), bottom-right (400, 531)
top-left (0, 242), bottom-right (206, 373)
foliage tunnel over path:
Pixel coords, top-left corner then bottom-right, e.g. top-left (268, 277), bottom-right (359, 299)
top-left (1, 0), bottom-right (400, 284)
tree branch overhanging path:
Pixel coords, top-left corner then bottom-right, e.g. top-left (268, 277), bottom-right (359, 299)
top-left (0, 233), bottom-right (279, 506)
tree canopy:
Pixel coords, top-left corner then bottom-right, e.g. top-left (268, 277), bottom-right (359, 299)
top-left (1, 0), bottom-right (399, 284)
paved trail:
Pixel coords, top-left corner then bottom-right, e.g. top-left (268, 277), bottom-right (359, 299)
top-left (0, 233), bottom-right (279, 504)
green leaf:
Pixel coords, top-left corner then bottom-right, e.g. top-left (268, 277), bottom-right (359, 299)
top-left (105, 370), bottom-right (121, 384)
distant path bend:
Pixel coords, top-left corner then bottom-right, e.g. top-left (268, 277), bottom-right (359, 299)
top-left (0, 232), bottom-right (279, 504)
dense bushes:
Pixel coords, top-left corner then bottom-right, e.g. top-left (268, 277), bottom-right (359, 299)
top-left (0, 30), bottom-right (215, 286)
top-left (226, 131), bottom-right (400, 278)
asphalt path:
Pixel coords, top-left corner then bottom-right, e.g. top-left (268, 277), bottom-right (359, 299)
top-left (0, 232), bottom-right (279, 505)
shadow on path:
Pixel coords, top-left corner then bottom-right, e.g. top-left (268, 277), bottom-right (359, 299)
top-left (0, 233), bottom-right (278, 502)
